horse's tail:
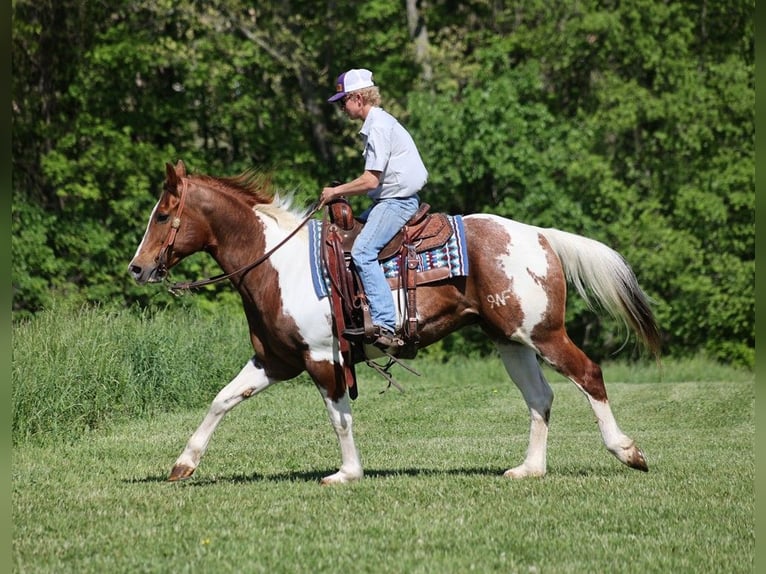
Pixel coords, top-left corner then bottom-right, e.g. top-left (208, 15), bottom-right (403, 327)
top-left (540, 227), bottom-right (662, 358)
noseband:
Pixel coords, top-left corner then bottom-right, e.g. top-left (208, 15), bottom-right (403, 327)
top-left (155, 177), bottom-right (190, 277)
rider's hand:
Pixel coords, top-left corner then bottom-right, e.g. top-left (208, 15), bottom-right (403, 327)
top-left (320, 186), bottom-right (339, 206)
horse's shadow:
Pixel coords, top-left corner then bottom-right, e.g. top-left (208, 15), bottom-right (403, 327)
top-left (125, 465), bottom-right (620, 486)
top-left (125, 467), bottom-right (494, 485)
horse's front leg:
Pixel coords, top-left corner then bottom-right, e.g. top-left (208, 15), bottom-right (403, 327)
top-left (168, 357), bottom-right (277, 481)
top-left (318, 388), bottom-right (363, 485)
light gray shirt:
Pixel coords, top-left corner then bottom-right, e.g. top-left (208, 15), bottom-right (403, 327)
top-left (360, 107), bottom-right (428, 200)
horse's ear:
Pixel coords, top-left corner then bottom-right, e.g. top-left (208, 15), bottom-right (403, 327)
top-left (165, 160), bottom-right (187, 193)
top-left (165, 162), bottom-right (177, 186)
top-left (164, 162), bottom-right (180, 197)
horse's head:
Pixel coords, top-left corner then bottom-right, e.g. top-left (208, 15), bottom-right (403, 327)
top-left (129, 160), bottom-right (203, 284)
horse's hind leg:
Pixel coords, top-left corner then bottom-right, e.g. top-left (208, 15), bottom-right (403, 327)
top-left (168, 357), bottom-right (277, 481)
top-left (537, 332), bottom-right (648, 472)
top-left (496, 342), bottom-right (554, 478)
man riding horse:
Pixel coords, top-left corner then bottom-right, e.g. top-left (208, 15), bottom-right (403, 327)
top-left (320, 68), bottom-right (428, 351)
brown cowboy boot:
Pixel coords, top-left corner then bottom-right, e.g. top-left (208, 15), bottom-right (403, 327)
top-left (343, 325), bottom-right (404, 351)
top-left (371, 326), bottom-right (404, 351)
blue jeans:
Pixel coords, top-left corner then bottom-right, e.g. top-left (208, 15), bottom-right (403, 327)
top-left (352, 196), bottom-right (420, 332)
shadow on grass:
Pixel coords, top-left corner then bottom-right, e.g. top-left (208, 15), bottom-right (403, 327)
top-left (124, 464), bottom-right (628, 485)
top-left (125, 466), bottom-right (498, 485)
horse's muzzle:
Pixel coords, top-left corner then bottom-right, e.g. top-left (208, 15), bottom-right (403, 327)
top-left (129, 262), bottom-right (166, 284)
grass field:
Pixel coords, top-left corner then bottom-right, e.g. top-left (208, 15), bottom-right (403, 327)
top-left (13, 373), bottom-right (753, 572)
top-left (12, 306), bottom-right (754, 572)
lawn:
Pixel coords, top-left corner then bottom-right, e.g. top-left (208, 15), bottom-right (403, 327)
top-left (12, 371), bottom-right (754, 573)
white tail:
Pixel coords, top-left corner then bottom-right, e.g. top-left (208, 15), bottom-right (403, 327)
top-left (541, 228), bottom-right (661, 357)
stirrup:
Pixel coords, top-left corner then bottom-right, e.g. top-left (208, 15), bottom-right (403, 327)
top-left (343, 325), bottom-right (403, 348)
top-left (372, 327), bottom-right (404, 351)
top-left (341, 326), bottom-right (367, 341)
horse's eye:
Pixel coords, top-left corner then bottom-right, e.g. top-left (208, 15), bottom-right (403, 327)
top-left (156, 213), bottom-right (170, 223)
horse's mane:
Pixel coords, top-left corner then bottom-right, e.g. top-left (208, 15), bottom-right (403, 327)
top-left (191, 170), bottom-right (310, 220)
top-left (193, 171), bottom-right (274, 204)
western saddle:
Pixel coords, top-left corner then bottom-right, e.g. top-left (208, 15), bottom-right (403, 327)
top-left (320, 198), bottom-right (454, 398)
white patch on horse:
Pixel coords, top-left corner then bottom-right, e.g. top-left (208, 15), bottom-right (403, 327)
top-left (254, 209), bottom-right (335, 363)
top-left (131, 199), bottom-right (160, 260)
top-left (472, 214), bottom-right (551, 346)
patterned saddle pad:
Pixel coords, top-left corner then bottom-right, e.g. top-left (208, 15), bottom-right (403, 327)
top-left (308, 215), bottom-right (469, 299)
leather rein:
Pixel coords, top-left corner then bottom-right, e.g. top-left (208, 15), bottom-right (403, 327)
top-left (158, 177), bottom-right (322, 295)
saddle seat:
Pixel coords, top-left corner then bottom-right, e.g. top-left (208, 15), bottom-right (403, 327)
top-left (327, 199), bottom-right (453, 262)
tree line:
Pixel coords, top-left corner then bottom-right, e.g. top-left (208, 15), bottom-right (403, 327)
top-left (12, 0), bottom-right (754, 367)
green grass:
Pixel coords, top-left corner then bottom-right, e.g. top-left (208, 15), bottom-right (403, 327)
top-left (12, 303), bottom-right (753, 446)
top-left (12, 303), bottom-right (254, 444)
top-left (13, 377), bottom-right (753, 573)
top-left (12, 304), bottom-right (754, 572)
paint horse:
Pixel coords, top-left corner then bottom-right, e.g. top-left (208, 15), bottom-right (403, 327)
top-left (129, 161), bottom-right (661, 484)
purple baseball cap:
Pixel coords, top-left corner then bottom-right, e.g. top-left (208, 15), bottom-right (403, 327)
top-left (327, 68), bottom-right (375, 102)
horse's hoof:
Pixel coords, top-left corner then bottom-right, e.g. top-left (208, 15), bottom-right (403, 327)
top-left (168, 464), bottom-right (196, 482)
top-left (320, 470), bottom-right (363, 485)
top-left (625, 445), bottom-right (649, 472)
top-left (503, 465), bottom-right (545, 479)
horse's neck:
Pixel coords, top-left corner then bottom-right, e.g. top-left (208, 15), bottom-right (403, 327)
top-left (210, 200), bottom-right (309, 291)
top-left (189, 182), bottom-right (312, 300)
top-left (193, 189), bottom-right (256, 263)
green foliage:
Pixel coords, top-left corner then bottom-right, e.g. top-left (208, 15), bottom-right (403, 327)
top-left (12, 0), bottom-right (754, 366)
top-left (12, 302), bottom-right (252, 445)
top-left (11, 195), bottom-right (65, 316)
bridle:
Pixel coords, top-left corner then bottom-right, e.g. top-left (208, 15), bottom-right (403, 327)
top-left (155, 178), bottom-right (190, 278)
top-left (156, 176), bottom-right (323, 295)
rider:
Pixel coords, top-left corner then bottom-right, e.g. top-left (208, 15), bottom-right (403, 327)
top-left (320, 68), bottom-right (428, 350)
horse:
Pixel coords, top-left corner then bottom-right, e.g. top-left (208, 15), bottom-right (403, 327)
top-left (129, 160), bottom-right (661, 484)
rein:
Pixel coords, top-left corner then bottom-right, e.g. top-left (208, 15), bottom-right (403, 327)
top-left (163, 178), bottom-right (323, 295)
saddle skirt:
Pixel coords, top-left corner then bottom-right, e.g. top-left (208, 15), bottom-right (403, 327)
top-left (308, 211), bottom-right (469, 299)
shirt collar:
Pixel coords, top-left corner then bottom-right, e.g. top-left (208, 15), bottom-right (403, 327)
top-left (359, 106), bottom-right (381, 137)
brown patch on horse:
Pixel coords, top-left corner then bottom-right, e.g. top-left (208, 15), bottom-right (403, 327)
top-left (305, 358), bottom-right (347, 402)
top-left (240, 292), bottom-right (308, 381)
top-left (531, 232), bottom-right (609, 402)
top-left (530, 232), bottom-right (566, 332)
top-left (233, 208), bottom-right (345, 401)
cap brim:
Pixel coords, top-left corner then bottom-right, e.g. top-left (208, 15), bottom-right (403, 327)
top-left (327, 92), bottom-right (346, 103)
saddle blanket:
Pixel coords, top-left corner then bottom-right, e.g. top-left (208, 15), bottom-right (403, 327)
top-left (308, 215), bottom-right (469, 299)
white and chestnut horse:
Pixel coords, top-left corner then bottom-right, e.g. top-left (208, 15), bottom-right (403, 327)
top-left (129, 160), bottom-right (661, 484)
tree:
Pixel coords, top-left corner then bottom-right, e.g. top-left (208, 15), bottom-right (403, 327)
top-left (12, 0), bottom-right (754, 366)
